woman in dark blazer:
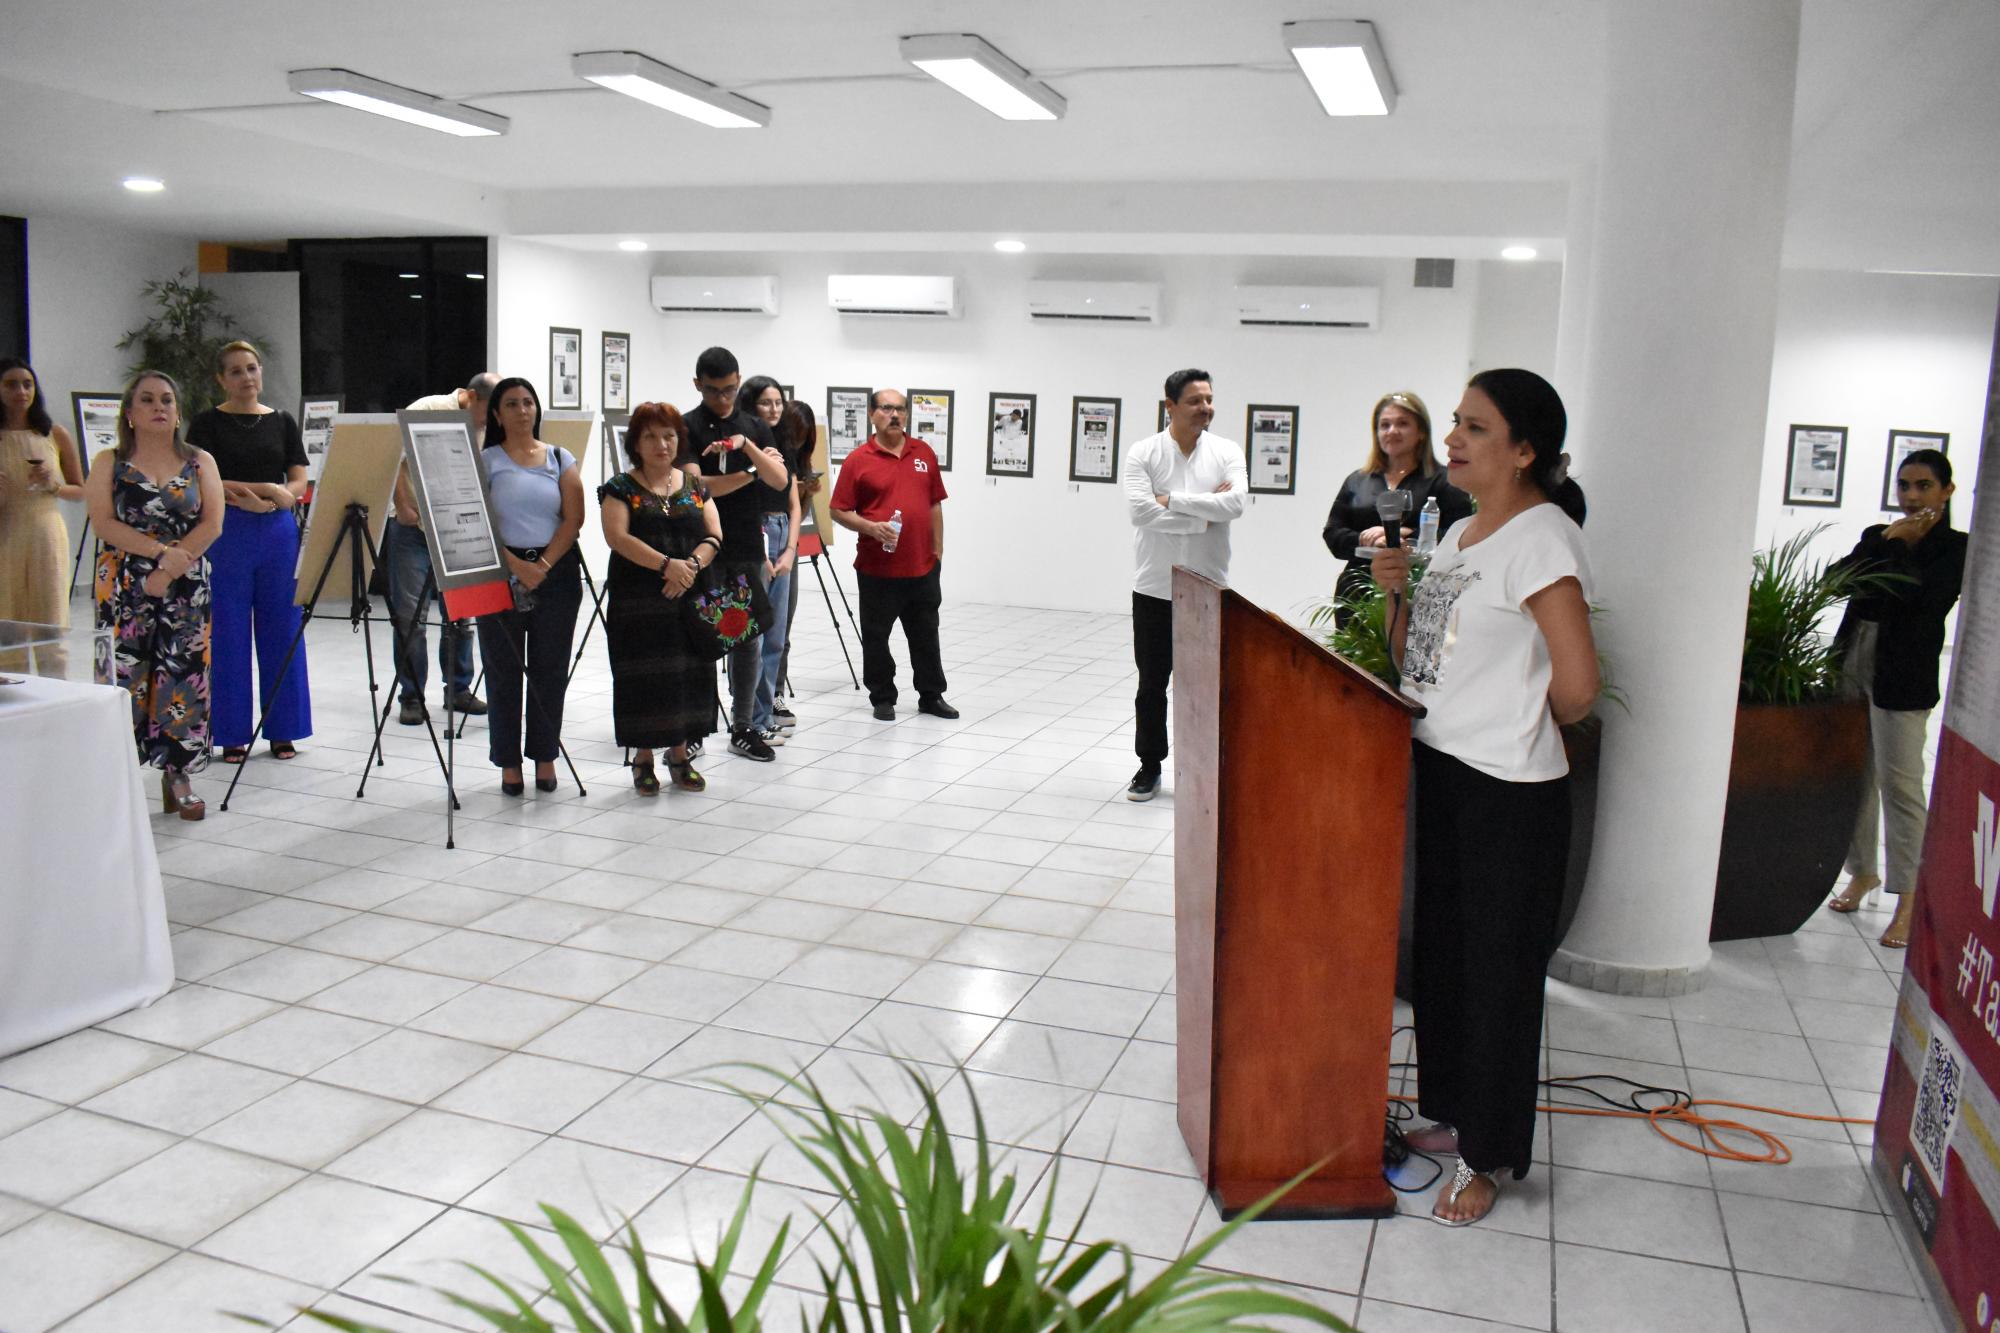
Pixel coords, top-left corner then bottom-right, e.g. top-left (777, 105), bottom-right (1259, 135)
top-left (1323, 390), bottom-right (1471, 614)
top-left (1826, 448), bottom-right (1967, 948)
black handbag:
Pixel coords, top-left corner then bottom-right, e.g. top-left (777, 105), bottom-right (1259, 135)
top-left (678, 565), bottom-right (773, 661)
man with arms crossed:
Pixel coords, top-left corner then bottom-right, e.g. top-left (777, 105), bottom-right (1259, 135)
top-left (831, 389), bottom-right (957, 722)
top-left (684, 347), bottom-right (791, 761)
top-left (390, 372), bottom-right (497, 724)
top-left (1121, 368), bottom-right (1247, 800)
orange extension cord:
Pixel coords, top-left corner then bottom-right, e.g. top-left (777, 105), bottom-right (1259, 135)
top-left (1388, 1090), bottom-right (1876, 1165)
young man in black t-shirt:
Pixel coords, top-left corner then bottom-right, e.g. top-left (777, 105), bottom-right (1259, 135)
top-left (684, 346), bottom-right (789, 760)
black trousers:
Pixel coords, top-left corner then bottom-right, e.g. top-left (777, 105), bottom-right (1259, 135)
top-left (476, 549), bottom-right (582, 767)
top-left (857, 564), bottom-right (945, 706)
top-left (1412, 740), bottom-right (1570, 1178)
top-left (1132, 591), bottom-right (1174, 766)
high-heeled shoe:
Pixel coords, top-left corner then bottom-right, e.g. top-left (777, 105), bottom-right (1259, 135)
top-left (160, 770), bottom-right (205, 821)
top-left (1828, 873), bottom-right (1880, 913)
top-left (500, 768), bottom-right (524, 796)
top-left (1880, 894), bottom-right (1914, 948)
top-left (534, 766), bottom-right (558, 793)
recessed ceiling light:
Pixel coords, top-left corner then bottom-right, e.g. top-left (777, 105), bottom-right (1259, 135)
top-left (1501, 245), bottom-right (1538, 261)
top-left (573, 51), bottom-right (771, 129)
top-left (993, 239), bottom-right (1026, 254)
top-left (1283, 20), bottom-right (1397, 117)
top-left (122, 177), bottom-right (165, 193)
top-left (900, 34), bottom-right (1066, 121)
top-left (465, 272), bottom-right (486, 280)
top-left (618, 240), bottom-right (649, 252)
top-left (287, 67), bottom-right (508, 137)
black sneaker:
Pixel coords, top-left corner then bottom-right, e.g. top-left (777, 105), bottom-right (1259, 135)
top-left (1127, 766), bottom-right (1161, 802)
top-left (872, 702), bottom-right (896, 721)
top-left (773, 699), bottom-right (797, 730)
top-left (730, 728), bottom-right (776, 762)
top-left (398, 697), bottom-right (425, 726)
top-left (758, 726), bottom-right (787, 748)
top-left (449, 689), bottom-right (488, 716)
top-left (917, 696), bottom-right (960, 719)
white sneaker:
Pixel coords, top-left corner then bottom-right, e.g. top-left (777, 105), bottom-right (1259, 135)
top-left (758, 726), bottom-right (787, 747)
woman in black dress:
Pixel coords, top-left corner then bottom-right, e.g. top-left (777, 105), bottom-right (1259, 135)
top-left (1323, 390), bottom-right (1471, 612)
top-left (598, 401), bottom-right (724, 793)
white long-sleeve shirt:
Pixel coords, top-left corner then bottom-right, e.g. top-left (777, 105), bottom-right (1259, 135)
top-left (1124, 428), bottom-right (1249, 598)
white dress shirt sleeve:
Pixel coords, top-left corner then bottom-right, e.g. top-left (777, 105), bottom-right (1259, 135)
top-left (1165, 437), bottom-right (1249, 523)
top-left (1125, 437), bottom-right (1204, 532)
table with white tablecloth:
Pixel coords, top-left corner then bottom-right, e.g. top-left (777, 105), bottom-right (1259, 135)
top-left (0, 674), bottom-right (173, 1057)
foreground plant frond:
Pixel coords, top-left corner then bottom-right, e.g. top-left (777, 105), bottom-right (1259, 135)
top-left (253, 1059), bottom-right (1354, 1331)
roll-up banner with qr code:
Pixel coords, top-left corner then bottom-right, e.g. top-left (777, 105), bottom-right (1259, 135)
top-left (1872, 397), bottom-right (2000, 1328)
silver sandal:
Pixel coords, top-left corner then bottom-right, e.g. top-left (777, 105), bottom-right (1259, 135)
top-left (1433, 1157), bottom-right (1501, 1227)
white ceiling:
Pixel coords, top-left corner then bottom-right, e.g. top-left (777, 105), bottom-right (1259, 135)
top-left (0, 0), bottom-right (1994, 270)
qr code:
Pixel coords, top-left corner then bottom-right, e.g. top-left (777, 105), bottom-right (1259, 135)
top-left (1910, 1027), bottom-right (1966, 1191)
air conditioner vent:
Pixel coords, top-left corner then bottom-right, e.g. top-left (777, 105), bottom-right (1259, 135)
top-left (1413, 258), bottom-right (1456, 289)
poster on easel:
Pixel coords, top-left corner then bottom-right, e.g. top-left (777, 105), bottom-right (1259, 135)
top-left (1871, 400), bottom-right (2000, 1328)
top-left (542, 409), bottom-right (596, 485)
top-left (299, 395), bottom-right (343, 484)
top-left (293, 415), bottom-right (401, 602)
top-left (398, 409), bottom-right (511, 619)
top-left (71, 391), bottom-right (122, 476)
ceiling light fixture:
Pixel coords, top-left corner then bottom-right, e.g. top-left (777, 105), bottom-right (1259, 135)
top-left (122, 176), bottom-right (165, 193)
top-left (465, 273), bottom-right (486, 280)
top-left (1282, 20), bottom-right (1397, 116)
top-left (900, 34), bottom-right (1065, 121)
top-left (618, 240), bottom-right (649, 252)
top-left (572, 51), bottom-right (771, 129)
top-left (398, 272), bottom-right (420, 279)
top-left (1501, 245), bottom-right (1538, 261)
top-left (993, 240), bottom-right (1026, 254)
top-left (287, 67), bottom-right (508, 137)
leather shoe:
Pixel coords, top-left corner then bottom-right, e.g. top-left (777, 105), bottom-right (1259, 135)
top-left (917, 696), bottom-right (959, 719)
top-left (398, 696), bottom-right (425, 726)
top-left (872, 702), bottom-right (896, 721)
top-left (449, 689), bottom-right (488, 716)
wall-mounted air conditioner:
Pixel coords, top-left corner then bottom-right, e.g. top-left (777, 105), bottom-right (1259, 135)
top-left (827, 274), bottom-right (960, 318)
top-left (650, 275), bottom-right (779, 315)
top-left (1232, 285), bottom-right (1379, 329)
top-left (1025, 279), bottom-right (1161, 324)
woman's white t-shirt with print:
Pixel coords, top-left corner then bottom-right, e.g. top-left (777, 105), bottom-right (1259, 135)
top-left (1402, 502), bottom-right (1592, 782)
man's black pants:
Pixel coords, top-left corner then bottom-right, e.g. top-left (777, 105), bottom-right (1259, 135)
top-left (858, 564), bottom-right (946, 707)
top-left (1133, 591), bottom-right (1173, 767)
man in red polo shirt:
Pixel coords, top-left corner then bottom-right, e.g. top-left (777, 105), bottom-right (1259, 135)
top-left (830, 388), bottom-right (957, 722)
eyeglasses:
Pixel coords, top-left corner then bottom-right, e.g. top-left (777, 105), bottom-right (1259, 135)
top-left (697, 381), bottom-right (739, 398)
top-left (875, 405), bottom-right (907, 416)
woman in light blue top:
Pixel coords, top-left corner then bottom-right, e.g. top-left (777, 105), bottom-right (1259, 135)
top-left (477, 376), bottom-right (585, 795)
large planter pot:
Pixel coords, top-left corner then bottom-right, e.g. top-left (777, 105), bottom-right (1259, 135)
top-left (1709, 697), bottom-right (1869, 942)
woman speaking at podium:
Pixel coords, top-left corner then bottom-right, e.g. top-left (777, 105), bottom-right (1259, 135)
top-left (1371, 368), bottom-right (1597, 1227)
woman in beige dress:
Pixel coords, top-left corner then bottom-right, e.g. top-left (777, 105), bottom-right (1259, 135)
top-left (0, 358), bottom-right (84, 675)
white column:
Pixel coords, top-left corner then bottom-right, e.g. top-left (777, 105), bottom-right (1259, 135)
top-left (1552, 0), bottom-right (1803, 994)
top-left (1552, 160), bottom-right (1596, 447)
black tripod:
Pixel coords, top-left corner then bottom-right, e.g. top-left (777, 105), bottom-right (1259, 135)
top-left (803, 552), bottom-right (862, 689)
top-left (218, 502), bottom-right (455, 816)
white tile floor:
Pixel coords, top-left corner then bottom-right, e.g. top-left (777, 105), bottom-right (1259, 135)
top-left (0, 590), bottom-right (1940, 1332)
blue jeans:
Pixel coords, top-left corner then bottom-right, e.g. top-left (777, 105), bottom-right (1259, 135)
top-left (385, 520), bottom-right (474, 702)
top-left (753, 513), bottom-right (792, 730)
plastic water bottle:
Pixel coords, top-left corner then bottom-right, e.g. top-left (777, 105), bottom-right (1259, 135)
top-left (1416, 496), bottom-right (1440, 557)
top-left (883, 508), bottom-right (904, 553)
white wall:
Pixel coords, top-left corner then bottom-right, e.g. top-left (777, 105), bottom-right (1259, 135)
top-left (202, 272), bottom-right (303, 418)
top-left (494, 241), bottom-right (1486, 618)
top-left (1469, 259), bottom-right (1562, 377)
top-left (24, 214), bottom-right (196, 564)
top-left (1757, 269), bottom-right (1997, 641)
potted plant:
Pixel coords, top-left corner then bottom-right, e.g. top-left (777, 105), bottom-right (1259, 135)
top-left (1710, 526), bottom-right (1903, 941)
top-left (116, 268), bottom-right (259, 415)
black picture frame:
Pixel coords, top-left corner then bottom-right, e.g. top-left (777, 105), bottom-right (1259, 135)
top-left (600, 332), bottom-right (630, 413)
top-left (1157, 399), bottom-right (1171, 433)
top-left (1069, 396), bottom-right (1122, 484)
top-left (600, 410), bottom-right (630, 486)
top-left (826, 386), bottom-right (871, 465)
top-left (907, 388), bottom-right (954, 471)
top-left (1782, 424), bottom-right (1846, 508)
top-left (1245, 404), bottom-right (1300, 496)
top-left (1881, 430), bottom-right (1948, 511)
top-left (986, 392), bottom-right (1036, 477)
top-left (548, 326), bottom-right (583, 410)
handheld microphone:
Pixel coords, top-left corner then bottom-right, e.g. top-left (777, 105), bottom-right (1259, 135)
top-left (1376, 491), bottom-right (1411, 548)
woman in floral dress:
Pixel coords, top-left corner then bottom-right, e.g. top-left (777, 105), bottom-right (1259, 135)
top-left (598, 400), bottom-right (723, 793)
top-left (84, 371), bottom-right (224, 819)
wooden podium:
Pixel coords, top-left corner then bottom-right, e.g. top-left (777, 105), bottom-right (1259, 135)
top-left (1172, 569), bottom-right (1422, 1219)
